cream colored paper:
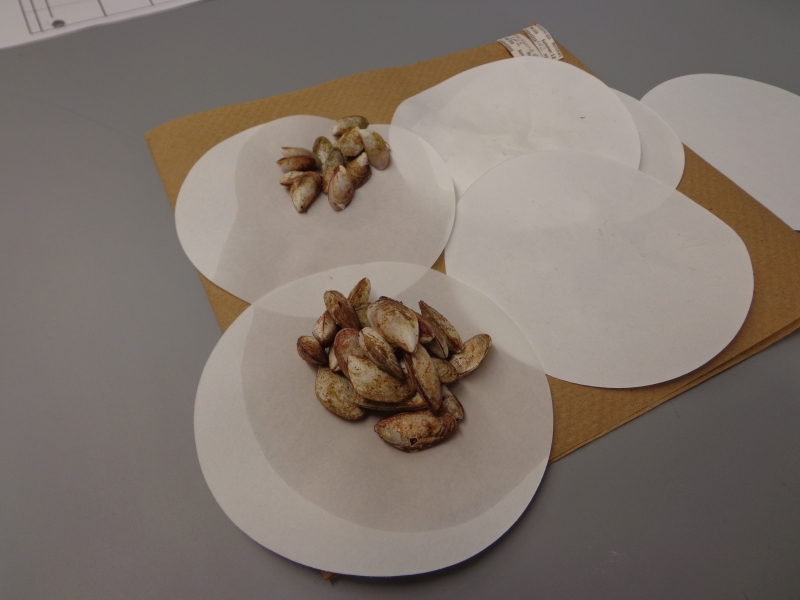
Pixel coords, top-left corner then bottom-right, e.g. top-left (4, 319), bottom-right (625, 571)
top-left (446, 152), bottom-right (754, 388)
top-left (612, 89), bottom-right (685, 188)
top-left (642, 74), bottom-right (800, 229)
top-left (175, 116), bottom-right (456, 303)
top-left (391, 57), bottom-right (640, 197)
top-left (194, 263), bottom-right (553, 576)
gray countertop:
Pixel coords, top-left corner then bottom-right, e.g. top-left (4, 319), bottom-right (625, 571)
top-left (1, 1), bottom-right (798, 598)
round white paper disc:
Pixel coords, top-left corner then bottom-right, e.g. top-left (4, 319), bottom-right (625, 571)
top-left (391, 57), bottom-right (641, 197)
top-left (175, 116), bottom-right (456, 303)
top-left (612, 89), bottom-right (685, 188)
top-left (194, 263), bottom-right (553, 576)
top-left (445, 152), bottom-right (754, 389)
top-left (642, 74), bottom-right (800, 229)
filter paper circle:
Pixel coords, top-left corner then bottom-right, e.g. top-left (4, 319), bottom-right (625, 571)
top-left (445, 151), bottom-right (753, 388)
top-left (392, 57), bottom-right (641, 197)
top-left (176, 116), bottom-right (456, 303)
top-left (194, 262), bottom-right (553, 576)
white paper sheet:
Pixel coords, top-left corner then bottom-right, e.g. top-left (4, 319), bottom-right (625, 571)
top-left (0, 0), bottom-right (202, 49)
top-left (391, 57), bottom-right (641, 197)
top-left (194, 263), bottom-right (553, 576)
top-left (175, 117), bottom-right (456, 303)
top-left (445, 151), bottom-right (754, 389)
top-left (612, 89), bottom-right (685, 188)
top-left (642, 74), bottom-right (800, 229)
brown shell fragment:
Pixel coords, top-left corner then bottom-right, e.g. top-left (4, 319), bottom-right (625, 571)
top-left (440, 384), bottom-right (465, 421)
top-left (332, 328), bottom-right (364, 379)
top-left (354, 303), bottom-right (371, 329)
top-left (312, 311), bottom-right (339, 347)
top-left (289, 172), bottom-right (322, 213)
top-left (321, 148), bottom-right (344, 194)
top-left (354, 392), bottom-right (428, 412)
top-left (347, 277), bottom-right (371, 308)
top-left (297, 335), bottom-right (327, 365)
top-left (332, 115), bottom-right (369, 137)
top-left (374, 410), bottom-right (457, 452)
top-left (336, 127), bottom-right (365, 158)
top-left (414, 311), bottom-right (435, 344)
top-left (279, 171), bottom-right (306, 186)
top-left (328, 346), bottom-right (341, 372)
top-left (431, 357), bottom-right (458, 384)
top-left (359, 327), bottom-right (405, 380)
top-left (419, 301), bottom-right (465, 354)
top-left (346, 152), bottom-right (372, 189)
top-left (358, 129), bottom-right (390, 170)
top-left (323, 290), bottom-right (361, 330)
top-left (328, 165), bottom-right (354, 211)
top-left (277, 154), bottom-right (318, 173)
top-left (313, 136), bottom-right (334, 165)
top-left (423, 320), bottom-right (449, 359)
top-left (315, 367), bottom-right (366, 421)
top-left (281, 146), bottom-right (321, 166)
top-left (404, 344), bottom-right (442, 411)
top-left (347, 355), bottom-right (415, 403)
top-left (449, 334), bottom-right (492, 379)
top-left (367, 298), bottom-right (419, 353)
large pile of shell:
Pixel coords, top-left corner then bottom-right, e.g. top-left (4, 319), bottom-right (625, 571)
top-left (296, 277), bottom-right (492, 452)
top-left (278, 116), bottom-right (390, 213)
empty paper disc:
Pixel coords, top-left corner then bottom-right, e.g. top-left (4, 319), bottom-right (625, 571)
top-left (194, 263), bottom-right (553, 576)
top-left (391, 57), bottom-right (641, 197)
top-left (175, 116), bottom-right (456, 303)
top-left (445, 152), bottom-right (753, 388)
top-left (642, 74), bottom-right (800, 229)
top-left (612, 89), bottom-right (685, 188)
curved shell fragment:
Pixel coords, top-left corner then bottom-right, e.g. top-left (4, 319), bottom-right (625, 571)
top-left (346, 152), bottom-right (372, 189)
top-left (321, 148), bottom-right (344, 194)
top-left (374, 410), bottom-right (457, 452)
top-left (324, 290), bottom-right (361, 330)
top-left (358, 129), bottom-right (390, 170)
top-left (440, 384), bottom-right (465, 421)
top-left (328, 165), bottom-right (354, 211)
top-left (332, 328), bottom-right (364, 379)
top-left (332, 115), bottom-right (369, 137)
top-left (431, 356), bottom-right (458, 384)
top-left (315, 367), bottom-right (366, 420)
top-left (297, 335), bottom-right (327, 365)
top-left (404, 344), bottom-right (442, 411)
top-left (336, 127), bottom-right (365, 158)
top-left (277, 154), bottom-right (318, 172)
top-left (419, 301), bottom-right (465, 354)
top-left (359, 327), bottom-right (405, 380)
top-left (367, 297), bottom-right (419, 353)
top-left (289, 172), bottom-right (322, 213)
top-left (347, 277), bottom-right (371, 308)
top-left (354, 392), bottom-right (427, 412)
top-left (347, 354), bottom-right (415, 403)
top-left (312, 311), bottom-right (339, 347)
top-left (449, 333), bottom-right (492, 378)
top-left (312, 136), bottom-right (334, 165)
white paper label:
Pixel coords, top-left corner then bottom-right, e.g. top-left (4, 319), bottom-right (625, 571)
top-left (523, 24), bottom-right (563, 60)
top-left (497, 25), bottom-right (563, 60)
top-left (496, 33), bottom-right (543, 58)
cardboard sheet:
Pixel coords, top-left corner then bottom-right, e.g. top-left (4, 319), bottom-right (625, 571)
top-left (446, 151), bottom-right (753, 388)
top-left (195, 263), bottom-right (552, 576)
top-left (146, 30), bottom-right (800, 462)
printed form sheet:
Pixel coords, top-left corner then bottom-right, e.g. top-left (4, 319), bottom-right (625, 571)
top-left (0, 0), bottom-right (203, 48)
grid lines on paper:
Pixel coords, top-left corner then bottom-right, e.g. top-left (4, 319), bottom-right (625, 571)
top-left (17, 0), bottom-right (180, 34)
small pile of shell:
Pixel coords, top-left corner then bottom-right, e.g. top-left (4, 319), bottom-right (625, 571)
top-left (296, 277), bottom-right (492, 452)
top-left (277, 116), bottom-right (391, 213)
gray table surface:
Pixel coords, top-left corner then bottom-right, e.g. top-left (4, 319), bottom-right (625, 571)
top-left (1, 1), bottom-right (799, 598)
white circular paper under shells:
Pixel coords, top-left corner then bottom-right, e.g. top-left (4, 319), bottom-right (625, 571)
top-left (391, 57), bottom-right (641, 197)
top-left (445, 152), bottom-right (754, 389)
top-left (175, 116), bottom-right (456, 303)
top-left (642, 74), bottom-right (800, 229)
top-left (612, 89), bottom-right (685, 188)
top-left (194, 263), bottom-right (553, 576)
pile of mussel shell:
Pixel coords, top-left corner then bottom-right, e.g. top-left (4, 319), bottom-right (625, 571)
top-left (277, 116), bottom-right (391, 213)
top-left (296, 277), bottom-right (492, 452)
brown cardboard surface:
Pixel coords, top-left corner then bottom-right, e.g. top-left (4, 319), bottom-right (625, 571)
top-left (146, 34), bottom-right (800, 463)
